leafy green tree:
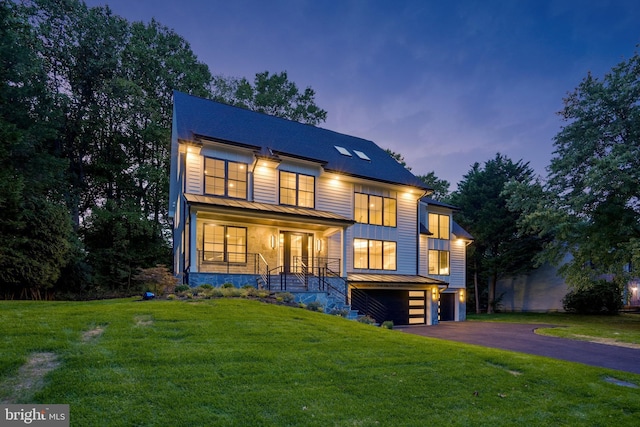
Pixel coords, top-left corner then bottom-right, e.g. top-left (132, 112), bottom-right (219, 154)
top-left (385, 148), bottom-right (411, 170)
top-left (22, 0), bottom-right (212, 293)
top-left (510, 50), bottom-right (640, 305)
top-left (450, 154), bottom-right (543, 313)
top-left (0, 0), bottom-right (73, 298)
top-left (212, 71), bottom-right (327, 125)
top-left (416, 171), bottom-right (450, 201)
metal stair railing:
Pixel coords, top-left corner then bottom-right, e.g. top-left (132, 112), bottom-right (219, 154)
top-left (350, 287), bottom-right (388, 323)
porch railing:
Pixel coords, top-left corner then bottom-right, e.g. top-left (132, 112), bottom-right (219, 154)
top-left (196, 252), bottom-right (347, 304)
top-left (197, 251), bottom-right (264, 275)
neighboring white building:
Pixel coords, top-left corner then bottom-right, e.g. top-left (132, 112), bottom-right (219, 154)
top-left (169, 91), bottom-right (472, 324)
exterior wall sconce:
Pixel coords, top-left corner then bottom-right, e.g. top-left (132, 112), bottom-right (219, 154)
top-left (316, 239), bottom-right (322, 253)
top-left (431, 287), bottom-right (438, 302)
top-left (459, 289), bottom-right (465, 303)
top-left (270, 235), bottom-right (276, 249)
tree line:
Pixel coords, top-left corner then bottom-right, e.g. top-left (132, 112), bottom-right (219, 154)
top-left (0, 0), bottom-right (325, 299)
top-left (413, 49), bottom-right (640, 314)
top-left (2, 0), bottom-right (638, 312)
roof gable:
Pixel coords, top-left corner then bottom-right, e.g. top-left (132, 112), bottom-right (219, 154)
top-left (173, 91), bottom-right (430, 190)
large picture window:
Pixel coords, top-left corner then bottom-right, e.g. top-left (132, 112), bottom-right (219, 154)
top-left (428, 213), bottom-right (450, 239)
top-left (204, 158), bottom-right (247, 199)
top-left (428, 250), bottom-right (449, 275)
top-left (280, 171), bottom-right (315, 208)
top-left (354, 193), bottom-right (396, 227)
top-left (203, 224), bottom-right (247, 263)
top-left (354, 238), bottom-right (397, 270)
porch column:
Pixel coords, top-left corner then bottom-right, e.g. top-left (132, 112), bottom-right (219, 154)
top-left (430, 287), bottom-right (439, 325)
top-left (340, 226), bottom-right (347, 278)
top-left (458, 290), bottom-right (467, 321)
top-left (189, 210), bottom-right (198, 273)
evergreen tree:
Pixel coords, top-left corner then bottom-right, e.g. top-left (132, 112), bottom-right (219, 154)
top-left (450, 154), bottom-right (543, 313)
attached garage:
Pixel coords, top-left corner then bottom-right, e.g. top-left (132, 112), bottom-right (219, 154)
top-left (348, 274), bottom-right (447, 326)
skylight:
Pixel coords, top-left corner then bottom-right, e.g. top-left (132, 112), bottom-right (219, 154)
top-left (353, 150), bottom-right (370, 161)
top-left (334, 146), bottom-right (352, 156)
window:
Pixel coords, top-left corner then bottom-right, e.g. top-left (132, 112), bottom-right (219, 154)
top-left (354, 193), bottom-right (396, 227)
top-left (428, 213), bottom-right (450, 239)
top-left (203, 225), bottom-right (247, 263)
top-left (428, 250), bottom-right (449, 275)
top-left (354, 238), bottom-right (396, 270)
top-left (280, 171), bottom-right (315, 208)
top-left (204, 158), bottom-right (247, 199)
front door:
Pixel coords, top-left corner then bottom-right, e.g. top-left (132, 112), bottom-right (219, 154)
top-left (279, 232), bottom-right (313, 273)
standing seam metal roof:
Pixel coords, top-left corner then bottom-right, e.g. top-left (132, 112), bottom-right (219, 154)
top-left (173, 91), bottom-right (431, 190)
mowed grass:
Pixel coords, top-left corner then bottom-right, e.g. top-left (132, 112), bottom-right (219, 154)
top-left (1, 299), bottom-right (639, 426)
top-left (467, 312), bottom-right (640, 346)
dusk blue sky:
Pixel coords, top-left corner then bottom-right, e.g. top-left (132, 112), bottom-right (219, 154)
top-left (85, 0), bottom-right (640, 188)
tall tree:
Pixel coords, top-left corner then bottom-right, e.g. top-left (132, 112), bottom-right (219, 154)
top-left (450, 154), bottom-right (543, 313)
top-left (385, 148), bottom-right (411, 170)
top-left (0, 0), bottom-right (73, 298)
top-left (511, 50), bottom-right (640, 300)
top-left (22, 0), bottom-right (213, 293)
top-left (212, 71), bottom-right (327, 125)
top-left (416, 171), bottom-right (450, 201)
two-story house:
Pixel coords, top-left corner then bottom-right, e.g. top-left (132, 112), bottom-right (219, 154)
top-left (169, 91), bottom-right (471, 325)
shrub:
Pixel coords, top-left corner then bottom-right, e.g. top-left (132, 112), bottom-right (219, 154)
top-left (200, 284), bottom-right (214, 290)
top-left (306, 301), bottom-right (323, 312)
top-left (221, 283), bottom-right (235, 289)
top-left (275, 292), bottom-right (295, 303)
top-left (381, 320), bottom-right (394, 329)
top-left (563, 280), bottom-right (623, 314)
top-left (133, 265), bottom-right (179, 296)
top-left (221, 287), bottom-right (243, 298)
top-left (174, 284), bottom-right (190, 294)
top-left (357, 315), bottom-right (376, 325)
top-left (329, 308), bottom-right (349, 317)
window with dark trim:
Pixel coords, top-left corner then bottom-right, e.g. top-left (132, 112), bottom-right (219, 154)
top-left (428, 250), bottom-right (449, 275)
top-left (204, 157), bottom-right (247, 199)
top-left (353, 238), bottom-right (397, 270)
top-left (279, 171), bottom-right (315, 208)
top-left (354, 193), bottom-right (396, 227)
top-left (203, 224), bottom-right (247, 263)
top-left (428, 213), bottom-right (450, 239)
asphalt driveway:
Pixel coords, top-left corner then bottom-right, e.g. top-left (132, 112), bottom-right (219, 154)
top-left (396, 322), bottom-right (640, 375)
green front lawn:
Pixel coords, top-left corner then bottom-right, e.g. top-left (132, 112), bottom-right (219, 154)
top-left (467, 312), bottom-right (640, 346)
top-left (1, 299), bottom-right (639, 426)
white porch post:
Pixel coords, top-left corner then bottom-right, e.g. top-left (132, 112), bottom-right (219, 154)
top-left (189, 210), bottom-right (198, 273)
top-left (341, 227), bottom-right (347, 278)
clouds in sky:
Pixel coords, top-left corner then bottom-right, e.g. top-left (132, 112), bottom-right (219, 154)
top-left (86, 0), bottom-right (640, 187)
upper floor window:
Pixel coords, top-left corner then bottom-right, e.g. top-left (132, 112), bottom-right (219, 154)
top-left (429, 250), bottom-right (449, 275)
top-left (354, 193), bottom-right (397, 227)
top-left (203, 224), bottom-right (247, 263)
top-left (280, 171), bottom-right (315, 208)
top-left (353, 238), bottom-right (397, 270)
top-left (428, 213), bottom-right (450, 239)
top-left (204, 158), bottom-right (247, 199)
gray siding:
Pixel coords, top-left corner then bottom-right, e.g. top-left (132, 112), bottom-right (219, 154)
top-left (449, 241), bottom-right (466, 288)
top-left (317, 174), bottom-right (353, 218)
top-left (185, 152), bottom-right (203, 194)
top-left (252, 166), bottom-right (277, 204)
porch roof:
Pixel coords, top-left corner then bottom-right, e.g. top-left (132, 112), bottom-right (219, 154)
top-left (184, 194), bottom-right (355, 228)
top-left (347, 273), bottom-right (447, 287)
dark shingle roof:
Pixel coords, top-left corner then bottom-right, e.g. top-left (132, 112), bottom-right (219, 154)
top-left (173, 91), bottom-right (430, 190)
top-left (452, 221), bottom-right (474, 240)
top-left (420, 197), bottom-right (460, 210)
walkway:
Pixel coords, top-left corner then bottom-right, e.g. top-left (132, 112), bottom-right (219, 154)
top-left (397, 322), bottom-right (640, 375)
